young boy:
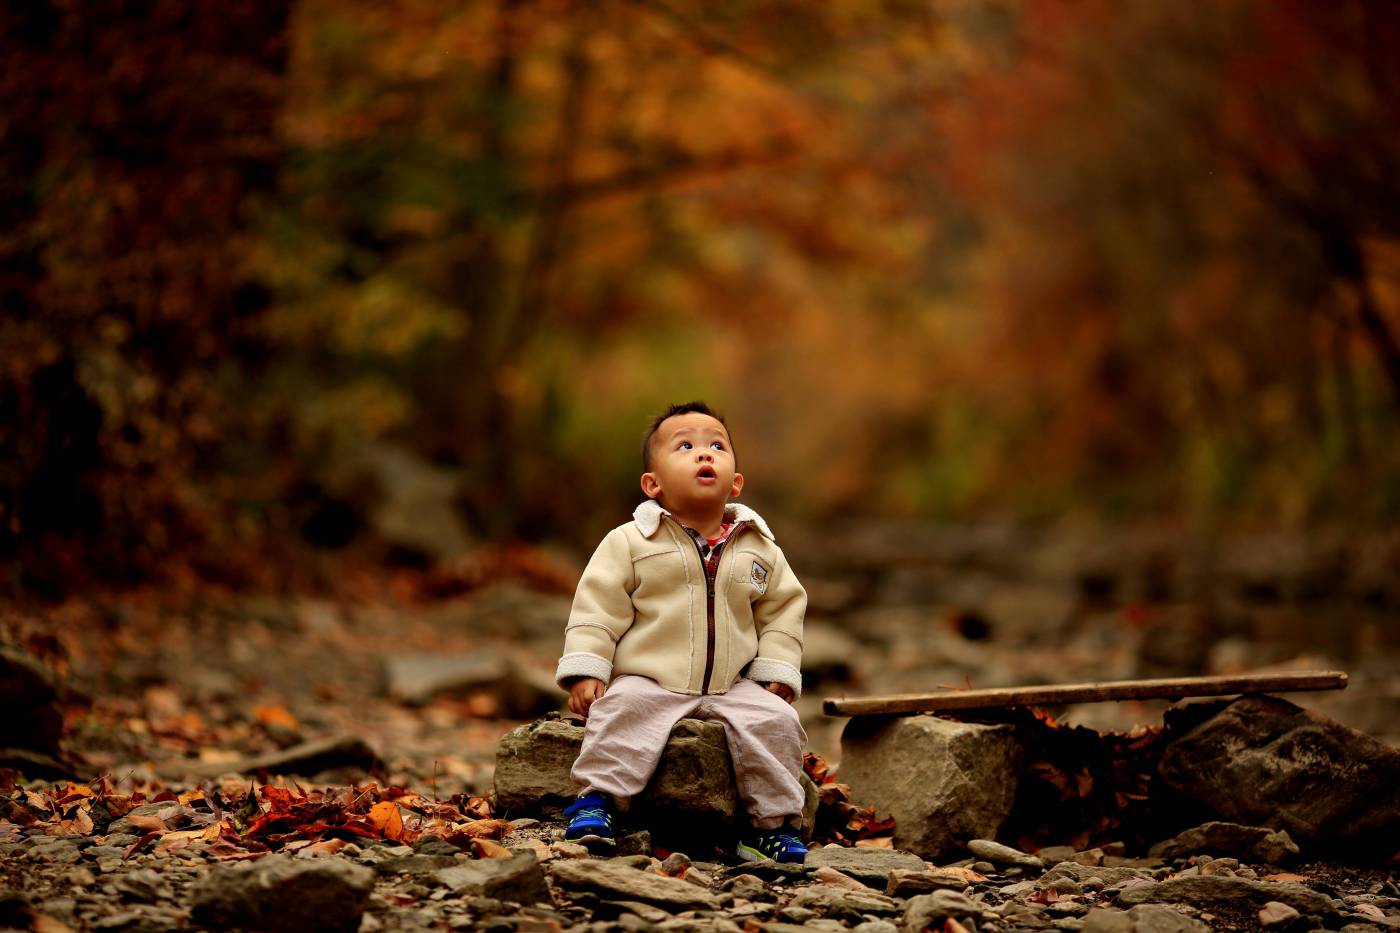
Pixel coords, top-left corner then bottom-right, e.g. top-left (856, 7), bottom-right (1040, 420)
top-left (554, 401), bottom-right (809, 863)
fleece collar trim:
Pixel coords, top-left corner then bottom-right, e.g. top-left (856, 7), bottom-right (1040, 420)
top-left (633, 499), bottom-right (776, 542)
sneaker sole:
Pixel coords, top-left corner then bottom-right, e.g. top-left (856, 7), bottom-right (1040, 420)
top-left (568, 833), bottom-right (616, 853)
top-left (735, 842), bottom-right (769, 863)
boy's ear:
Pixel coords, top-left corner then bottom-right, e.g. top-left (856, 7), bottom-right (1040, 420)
top-left (640, 472), bottom-right (661, 499)
top-left (729, 472), bottom-right (744, 498)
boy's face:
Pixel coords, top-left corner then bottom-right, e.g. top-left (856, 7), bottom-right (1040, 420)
top-left (641, 412), bottom-right (743, 513)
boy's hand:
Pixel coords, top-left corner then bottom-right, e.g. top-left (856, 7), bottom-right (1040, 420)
top-left (760, 681), bottom-right (796, 704)
top-left (568, 677), bottom-right (607, 717)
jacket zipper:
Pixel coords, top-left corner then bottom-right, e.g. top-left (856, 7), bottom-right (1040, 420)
top-left (683, 520), bottom-right (747, 695)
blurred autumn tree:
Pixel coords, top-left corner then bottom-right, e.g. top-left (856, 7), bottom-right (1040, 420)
top-left (1, 1), bottom-right (288, 590)
top-left (3, 0), bottom-right (1399, 593)
top-left (938, 0), bottom-right (1400, 520)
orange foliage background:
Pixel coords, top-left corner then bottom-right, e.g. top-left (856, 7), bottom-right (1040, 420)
top-left (4, 0), bottom-right (1400, 591)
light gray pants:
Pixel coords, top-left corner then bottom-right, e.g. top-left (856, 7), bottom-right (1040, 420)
top-left (571, 674), bottom-right (808, 829)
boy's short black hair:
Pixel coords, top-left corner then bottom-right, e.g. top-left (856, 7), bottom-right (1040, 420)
top-left (642, 401), bottom-right (731, 470)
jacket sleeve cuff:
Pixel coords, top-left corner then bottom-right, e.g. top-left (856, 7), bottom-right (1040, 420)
top-left (556, 652), bottom-right (613, 687)
top-left (745, 658), bottom-right (803, 698)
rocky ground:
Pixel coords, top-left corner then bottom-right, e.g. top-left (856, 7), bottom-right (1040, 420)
top-left (2, 804), bottom-right (1398, 933)
top-left (2, 519), bottom-right (1398, 931)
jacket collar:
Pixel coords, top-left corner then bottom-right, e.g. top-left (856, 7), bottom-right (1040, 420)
top-left (633, 498), bottom-right (776, 542)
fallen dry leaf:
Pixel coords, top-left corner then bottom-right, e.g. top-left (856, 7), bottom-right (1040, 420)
top-left (254, 704), bottom-right (300, 729)
top-left (472, 838), bottom-right (512, 858)
top-left (1263, 872), bottom-right (1309, 883)
top-left (458, 818), bottom-right (514, 840)
top-left (304, 838), bottom-right (349, 856)
top-left (366, 801), bottom-right (411, 844)
top-left (125, 813), bottom-right (167, 833)
top-left (32, 915), bottom-right (74, 933)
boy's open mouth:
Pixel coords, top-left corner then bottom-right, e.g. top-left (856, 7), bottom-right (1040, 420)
top-left (696, 467), bottom-right (716, 480)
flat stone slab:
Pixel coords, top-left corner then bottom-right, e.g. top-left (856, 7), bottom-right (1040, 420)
top-left (189, 854), bottom-right (374, 933)
top-left (433, 854), bottom-right (550, 904)
top-left (549, 858), bottom-right (720, 911)
top-left (803, 847), bottom-right (926, 888)
top-left (1148, 822), bottom-right (1299, 865)
top-left (1115, 875), bottom-right (1338, 918)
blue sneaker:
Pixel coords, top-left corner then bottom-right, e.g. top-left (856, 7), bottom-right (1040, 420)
top-left (563, 792), bottom-right (615, 850)
top-left (736, 826), bottom-right (807, 864)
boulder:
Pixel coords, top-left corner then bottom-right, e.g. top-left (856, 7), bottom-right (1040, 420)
top-left (901, 890), bottom-right (983, 930)
top-left (1084, 905), bottom-right (1213, 933)
top-left (549, 858), bottom-right (719, 911)
top-left (189, 854), bottom-right (373, 933)
top-left (1148, 822), bottom-right (1299, 865)
top-left (0, 648), bottom-right (68, 756)
top-left (1115, 875), bottom-right (1337, 919)
top-left (802, 847), bottom-right (925, 888)
top-left (884, 869), bottom-right (972, 898)
top-left (787, 885), bottom-right (901, 919)
top-left (1158, 696), bottom-right (1400, 854)
top-left (433, 854), bottom-right (550, 904)
top-left (837, 714), bottom-right (1022, 859)
top-left (493, 718), bottom-right (819, 834)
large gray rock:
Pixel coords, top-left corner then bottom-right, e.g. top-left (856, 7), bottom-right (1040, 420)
top-left (787, 885), bottom-right (902, 919)
top-left (1148, 821), bottom-right (1299, 865)
top-left (549, 859), bottom-right (719, 910)
top-left (189, 854), bottom-right (374, 933)
top-left (902, 890), bottom-right (983, 930)
top-left (494, 718), bottom-right (819, 832)
top-left (1158, 696), bottom-right (1400, 854)
top-left (1115, 875), bottom-right (1337, 919)
top-left (1083, 905), bottom-right (1210, 933)
top-left (837, 714), bottom-right (1022, 859)
top-left (433, 854), bottom-right (549, 903)
top-left (0, 648), bottom-right (67, 756)
top-left (802, 847), bottom-right (925, 888)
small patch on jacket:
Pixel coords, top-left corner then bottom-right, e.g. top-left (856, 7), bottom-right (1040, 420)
top-left (750, 560), bottom-right (768, 595)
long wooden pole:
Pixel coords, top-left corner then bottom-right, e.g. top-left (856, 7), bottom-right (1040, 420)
top-left (822, 670), bottom-right (1348, 717)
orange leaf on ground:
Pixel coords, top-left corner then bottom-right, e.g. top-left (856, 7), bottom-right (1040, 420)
top-left (367, 801), bottom-right (412, 843)
top-left (472, 838), bottom-right (512, 858)
top-left (1263, 872), bottom-right (1309, 883)
top-left (304, 838), bottom-right (349, 856)
top-left (459, 819), bottom-right (514, 839)
top-left (125, 813), bottom-right (168, 833)
top-left (254, 705), bottom-right (300, 729)
top-left (32, 915), bottom-right (74, 933)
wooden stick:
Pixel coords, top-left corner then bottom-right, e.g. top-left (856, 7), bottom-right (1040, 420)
top-left (822, 670), bottom-right (1349, 717)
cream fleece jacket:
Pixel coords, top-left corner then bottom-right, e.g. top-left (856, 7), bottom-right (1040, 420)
top-left (554, 499), bottom-right (806, 697)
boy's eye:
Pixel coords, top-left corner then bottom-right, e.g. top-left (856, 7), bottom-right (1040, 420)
top-left (710, 442), bottom-right (724, 450)
top-left (678, 441), bottom-right (692, 450)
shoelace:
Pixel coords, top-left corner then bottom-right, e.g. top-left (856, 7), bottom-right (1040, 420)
top-left (753, 830), bottom-right (802, 854)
